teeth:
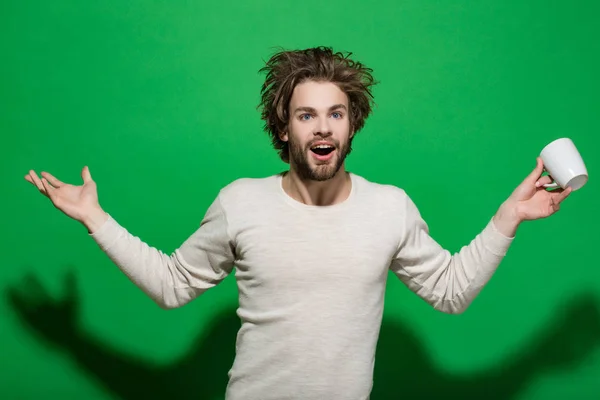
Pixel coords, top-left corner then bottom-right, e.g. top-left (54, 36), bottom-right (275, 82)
top-left (312, 144), bottom-right (333, 149)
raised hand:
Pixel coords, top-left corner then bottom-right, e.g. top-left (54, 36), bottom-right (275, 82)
top-left (25, 166), bottom-right (108, 232)
top-left (510, 157), bottom-right (573, 221)
top-left (493, 157), bottom-right (573, 237)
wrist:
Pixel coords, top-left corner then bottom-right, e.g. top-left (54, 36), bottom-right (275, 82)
top-left (493, 201), bottom-right (522, 238)
top-left (81, 207), bottom-right (108, 234)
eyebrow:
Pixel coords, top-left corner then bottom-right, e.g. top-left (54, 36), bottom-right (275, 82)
top-left (293, 104), bottom-right (347, 114)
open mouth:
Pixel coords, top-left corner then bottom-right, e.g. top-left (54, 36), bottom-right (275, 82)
top-left (310, 144), bottom-right (335, 157)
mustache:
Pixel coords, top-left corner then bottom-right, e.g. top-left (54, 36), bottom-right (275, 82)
top-left (306, 139), bottom-right (339, 148)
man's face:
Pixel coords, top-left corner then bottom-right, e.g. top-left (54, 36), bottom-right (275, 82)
top-left (281, 80), bottom-right (353, 181)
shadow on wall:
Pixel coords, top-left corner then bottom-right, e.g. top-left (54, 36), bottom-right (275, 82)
top-left (6, 270), bottom-right (600, 400)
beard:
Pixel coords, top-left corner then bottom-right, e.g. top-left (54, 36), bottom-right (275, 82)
top-left (288, 135), bottom-right (351, 181)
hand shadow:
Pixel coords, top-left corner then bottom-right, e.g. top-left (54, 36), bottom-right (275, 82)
top-left (6, 270), bottom-right (600, 400)
top-left (372, 293), bottom-right (600, 399)
top-left (6, 270), bottom-right (238, 400)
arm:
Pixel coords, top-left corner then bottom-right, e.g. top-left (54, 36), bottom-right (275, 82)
top-left (24, 166), bottom-right (235, 309)
top-left (89, 195), bottom-right (235, 309)
top-left (390, 157), bottom-right (572, 314)
top-left (390, 195), bottom-right (513, 314)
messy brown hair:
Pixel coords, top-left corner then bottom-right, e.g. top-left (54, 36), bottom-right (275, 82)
top-left (258, 46), bottom-right (377, 163)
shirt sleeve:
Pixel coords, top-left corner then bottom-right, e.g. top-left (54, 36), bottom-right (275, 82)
top-left (89, 194), bottom-right (236, 309)
top-left (389, 193), bottom-right (514, 314)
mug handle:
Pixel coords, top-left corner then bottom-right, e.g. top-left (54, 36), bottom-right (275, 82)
top-left (541, 169), bottom-right (559, 189)
top-left (543, 182), bottom-right (560, 189)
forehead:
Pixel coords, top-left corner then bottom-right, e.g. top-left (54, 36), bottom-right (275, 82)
top-left (289, 80), bottom-right (348, 110)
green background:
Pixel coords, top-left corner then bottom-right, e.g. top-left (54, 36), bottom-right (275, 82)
top-left (2, 0), bottom-right (599, 398)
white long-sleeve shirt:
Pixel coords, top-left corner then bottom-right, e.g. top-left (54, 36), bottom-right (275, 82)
top-left (90, 172), bottom-right (514, 400)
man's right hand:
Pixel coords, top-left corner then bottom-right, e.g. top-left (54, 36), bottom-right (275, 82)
top-left (25, 166), bottom-right (108, 233)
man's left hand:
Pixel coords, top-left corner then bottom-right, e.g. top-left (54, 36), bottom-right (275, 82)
top-left (493, 157), bottom-right (572, 237)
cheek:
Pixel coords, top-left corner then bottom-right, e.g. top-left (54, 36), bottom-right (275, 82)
top-left (288, 122), bottom-right (312, 140)
top-left (335, 119), bottom-right (351, 137)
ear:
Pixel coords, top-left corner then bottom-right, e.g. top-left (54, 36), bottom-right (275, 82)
top-left (279, 131), bottom-right (289, 142)
top-left (349, 129), bottom-right (355, 139)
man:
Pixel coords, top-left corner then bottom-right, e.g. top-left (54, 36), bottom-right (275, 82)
top-left (25, 47), bottom-right (571, 399)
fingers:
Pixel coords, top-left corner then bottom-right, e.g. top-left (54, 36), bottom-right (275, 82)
top-left (527, 157), bottom-right (545, 183)
top-left (26, 170), bottom-right (47, 196)
top-left (547, 186), bottom-right (573, 202)
top-left (41, 178), bottom-right (57, 200)
top-left (536, 175), bottom-right (554, 187)
top-left (81, 166), bottom-right (92, 184)
top-left (556, 186), bottom-right (573, 204)
top-left (25, 170), bottom-right (60, 205)
top-left (548, 186), bottom-right (573, 213)
top-left (26, 168), bottom-right (89, 190)
top-left (41, 171), bottom-right (64, 188)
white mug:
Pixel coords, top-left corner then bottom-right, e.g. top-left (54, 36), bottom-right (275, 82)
top-left (540, 138), bottom-right (588, 191)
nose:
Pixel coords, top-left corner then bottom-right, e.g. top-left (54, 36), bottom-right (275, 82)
top-left (314, 116), bottom-right (332, 137)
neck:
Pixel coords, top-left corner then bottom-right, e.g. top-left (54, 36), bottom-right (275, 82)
top-left (282, 166), bottom-right (352, 206)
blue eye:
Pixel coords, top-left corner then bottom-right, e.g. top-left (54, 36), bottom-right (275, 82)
top-left (300, 114), bottom-right (312, 121)
top-left (332, 112), bottom-right (342, 119)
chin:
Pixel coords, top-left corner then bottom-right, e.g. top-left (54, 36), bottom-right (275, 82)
top-left (308, 164), bottom-right (342, 181)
